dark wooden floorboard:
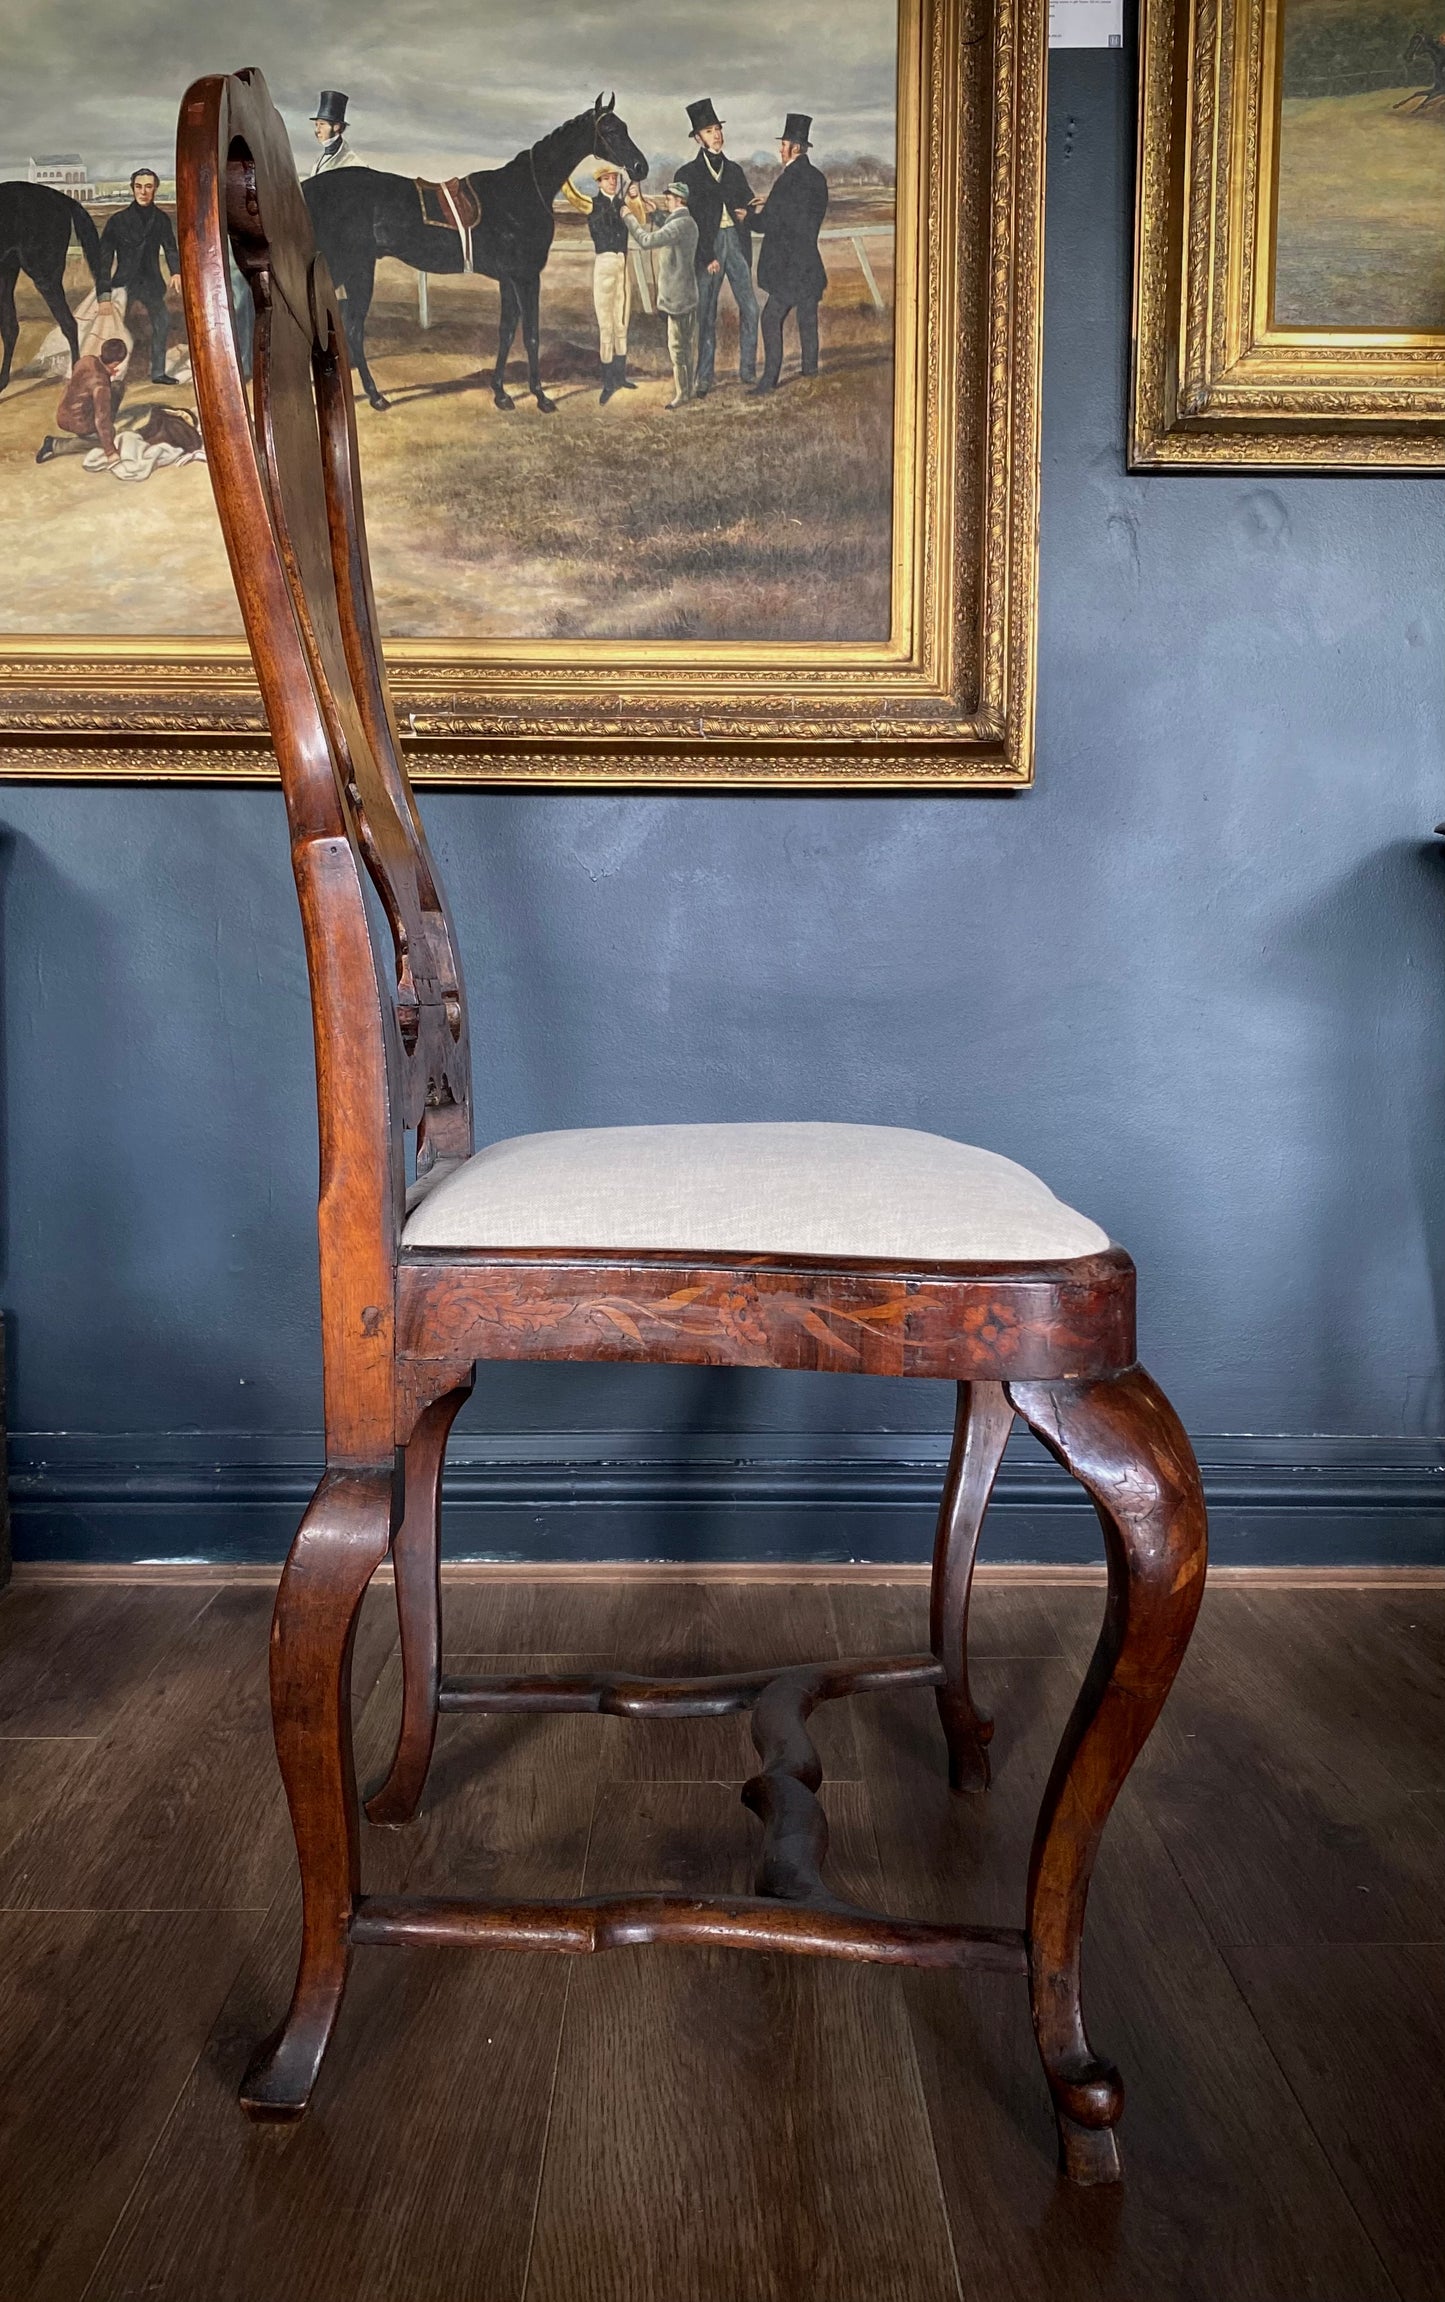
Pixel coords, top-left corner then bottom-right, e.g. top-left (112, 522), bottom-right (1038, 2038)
top-left (81, 1889), bottom-right (571, 2302)
top-left (357, 1649), bottom-right (613, 1895)
top-left (1226, 1942), bottom-right (1445, 2302)
top-left (0, 1586), bottom-right (292, 1914)
top-left (836, 1580), bottom-right (1401, 2300)
top-left (597, 1578), bottom-right (861, 1785)
top-left (830, 1581), bottom-right (1063, 1933)
top-left (0, 1736), bottom-right (93, 1869)
top-left (0, 1582), bottom-right (215, 1736)
top-left (1245, 1587), bottom-right (1445, 1795)
top-left (899, 1819), bottom-right (1398, 2302)
top-left (523, 1775), bottom-right (962, 2302)
top-left (0, 1572), bottom-right (1436, 2300)
top-left (0, 1580), bottom-right (397, 1915)
top-left (1049, 1586), bottom-right (1445, 1949)
top-left (440, 1575), bottom-right (628, 1656)
top-left (83, 1651), bottom-right (601, 2302)
top-left (0, 1906), bottom-right (261, 2302)
top-left (827, 1579), bottom-right (1067, 1662)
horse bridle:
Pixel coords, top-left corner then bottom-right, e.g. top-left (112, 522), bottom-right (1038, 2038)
top-left (531, 113), bottom-right (625, 212)
top-left (528, 112), bottom-right (629, 214)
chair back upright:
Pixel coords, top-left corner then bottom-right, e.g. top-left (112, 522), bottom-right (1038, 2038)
top-left (176, 68), bottom-right (472, 1462)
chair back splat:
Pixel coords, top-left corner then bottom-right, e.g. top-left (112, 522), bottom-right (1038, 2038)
top-left (178, 69), bottom-right (471, 1463)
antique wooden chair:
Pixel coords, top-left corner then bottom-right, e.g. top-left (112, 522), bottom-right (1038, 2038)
top-left (176, 69), bottom-right (1207, 2186)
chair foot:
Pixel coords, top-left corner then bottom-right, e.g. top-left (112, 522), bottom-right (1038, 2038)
top-left (243, 1467), bottom-right (394, 2118)
top-left (930, 1383), bottom-right (1013, 1795)
top-left (1008, 1366), bottom-right (1207, 2188)
top-left (363, 1780), bottom-right (423, 1828)
top-left (365, 1383), bottom-right (472, 1827)
top-left (240, 1961), bottom-right (350, 2120)
top-left (1056, 2110), bottom-right (1122, 2186)
top-left (938, 1709), bottom-right (992, 1794)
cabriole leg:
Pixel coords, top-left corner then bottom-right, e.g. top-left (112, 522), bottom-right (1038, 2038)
top-left (241, 1467), bottom-right (395, 2120)
top-left (930, 1381), bottom-right (1013, 1791)
top-left (1006, 1367), bottom-right (1207, 2185)
top-left (366, 1380), bottom-right (474, 1826)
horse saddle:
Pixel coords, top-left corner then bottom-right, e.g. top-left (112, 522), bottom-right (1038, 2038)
top-left (415, 175), bottom-right (482, 235)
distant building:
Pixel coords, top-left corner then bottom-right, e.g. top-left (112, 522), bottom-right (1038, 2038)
top-left (28, 153), bottom-right (92, 199)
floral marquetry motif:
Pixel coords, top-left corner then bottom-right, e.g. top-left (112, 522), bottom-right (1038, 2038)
top-left (395, 1248), bottom-right (1138, 1397)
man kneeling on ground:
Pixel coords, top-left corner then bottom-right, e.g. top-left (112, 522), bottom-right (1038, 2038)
top-left (36, 338), bottom-right (128, 467)
top-left (625, 181), bottom-right (700, 409)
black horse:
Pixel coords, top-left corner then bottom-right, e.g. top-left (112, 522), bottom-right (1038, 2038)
top-left (304, 94), bottom-right (647, 412)
top-left (0, 181), bottom-right (105, 394)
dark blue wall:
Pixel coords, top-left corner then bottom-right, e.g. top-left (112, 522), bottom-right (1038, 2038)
top-left (3, 55), bottom-right (1443, 1563)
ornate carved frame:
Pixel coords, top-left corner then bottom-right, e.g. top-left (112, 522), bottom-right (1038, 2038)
top-left (1132, 0), bottom-right (1445, 471)
top-left (0, 0), bottom-right (1045, 788)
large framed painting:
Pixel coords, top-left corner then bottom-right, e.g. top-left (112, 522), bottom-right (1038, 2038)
top-left (1133, 0), bottom-right (1445, 469)
top-left (0, 0), bottom-right (1043, 788)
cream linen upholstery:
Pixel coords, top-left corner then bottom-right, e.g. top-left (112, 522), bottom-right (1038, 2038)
top-left (402, 1123), bottom-right (1109, 1263)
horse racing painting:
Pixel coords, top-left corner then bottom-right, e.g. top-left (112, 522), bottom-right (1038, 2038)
top-left (0, 0), bottom-right (898, 645)
top-left (0, 0), bottom-right (1047, 786)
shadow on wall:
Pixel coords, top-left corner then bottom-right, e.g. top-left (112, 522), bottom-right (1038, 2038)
top-left (0, 830), bottom-right (172, 1430)
top-left (0, 818), bottom-right (321, 1436)
top-left (1272, 837), bottom-right (1445, 1430)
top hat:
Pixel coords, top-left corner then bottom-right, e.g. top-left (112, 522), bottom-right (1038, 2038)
top-left (780, 112), bottom-right (813, 146)
top-left (310, 90), bottom-right (349, 128)
top-left (686, 97), bottom-right (723, 135)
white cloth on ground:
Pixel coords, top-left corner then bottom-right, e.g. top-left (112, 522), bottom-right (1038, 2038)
top-left (82, 425), bottom-right (206, 482)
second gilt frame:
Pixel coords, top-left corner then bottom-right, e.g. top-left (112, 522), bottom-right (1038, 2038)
top-left (1132, 0), bottom-right (1445, 472)
top-left (0, 0), bottom-right (1045, 789)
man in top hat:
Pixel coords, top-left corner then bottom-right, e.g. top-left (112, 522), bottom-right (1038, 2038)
top-left (624, 181), bottom-right (700, 408)
top-left (562, 160), bottom-right (648, 402)
top-left (97, 169), bottom-right (179, 385)
top-left (310, 92), bottom-right (361, 176)
top-left (749, 113), bottom-right (829, 393)
top-left (676, 98), bottom-right (758, 395)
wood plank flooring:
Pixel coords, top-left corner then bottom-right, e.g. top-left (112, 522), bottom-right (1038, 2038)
top-left (0, 1570), bottom-right (1439, 2301)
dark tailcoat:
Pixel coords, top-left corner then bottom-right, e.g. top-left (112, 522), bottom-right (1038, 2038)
top-left (677, 151), bottom-right (755, 270)
top-left (754, 155), bottom-right (828, 302)
top-left (98, 200), bottom-right (178, 299)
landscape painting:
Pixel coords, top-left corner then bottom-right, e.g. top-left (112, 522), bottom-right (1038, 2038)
top-left (1274, 0), bottom-right (1445, 330)
top-left (0, 0), bottom-right (899, 645)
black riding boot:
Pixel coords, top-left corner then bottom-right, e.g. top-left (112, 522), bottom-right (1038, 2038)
top-left (600, 357), bottom-right (620, 405)
top-left (615, 354), bottom-right (636, 390)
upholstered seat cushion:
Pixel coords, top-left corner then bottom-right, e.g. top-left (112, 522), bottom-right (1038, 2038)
top-left (402, 1122), bottom-right (1109, 1263)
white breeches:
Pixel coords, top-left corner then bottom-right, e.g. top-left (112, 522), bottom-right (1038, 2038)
top-left (592, 252), bottom-right (632, 362)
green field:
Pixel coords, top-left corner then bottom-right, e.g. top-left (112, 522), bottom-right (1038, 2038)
top-left (1275, 90), bottom-right (1445, 330)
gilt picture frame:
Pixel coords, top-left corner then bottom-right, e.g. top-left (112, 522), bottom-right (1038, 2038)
top-left (0, 0), bottom-right (1044, 788)
top-left (1132, 0), bottom-right (1445, 471)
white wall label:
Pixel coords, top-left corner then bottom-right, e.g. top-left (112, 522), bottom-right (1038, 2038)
top-left (1049, 0), bottom-right (1124, 45)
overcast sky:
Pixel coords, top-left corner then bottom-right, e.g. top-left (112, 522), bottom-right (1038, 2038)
top-left (0, 0), bottom-right (897, 179)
